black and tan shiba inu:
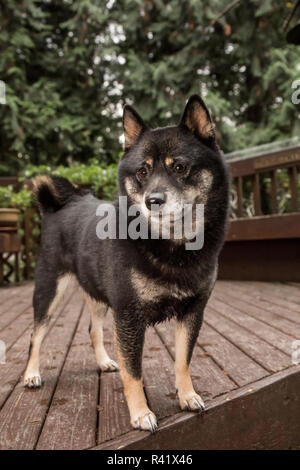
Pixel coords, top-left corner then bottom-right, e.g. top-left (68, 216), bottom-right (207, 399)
top-left (24, 95), bottom-right (229, 432)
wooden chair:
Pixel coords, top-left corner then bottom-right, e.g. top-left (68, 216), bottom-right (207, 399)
top-left (0, 227), bottom-right (21, 284)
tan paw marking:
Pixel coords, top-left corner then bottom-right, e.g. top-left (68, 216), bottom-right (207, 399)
top-left (180, 392), bottom-right (205, 411)
top-left (24, 373), bottom-right (42, 388)
top-left (99, 359), bottom-right (119, 372)
top-left (132, 411), bottom-right (158, 433)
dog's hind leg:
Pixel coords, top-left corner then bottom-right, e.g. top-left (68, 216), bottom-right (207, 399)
top-left (24, 269), bottom-right (71, 388)
top-left (85, 296), bottom-right (119, 372)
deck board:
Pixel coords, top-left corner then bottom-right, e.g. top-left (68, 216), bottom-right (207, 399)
top-left (225, 281), bottom-right (300, 315)
top-left (0, 284), bottom-right (33, 330)
top-left (36, 305), bottom-right (99, 450)
top-left (97, 309), bottom-right (131, 444)
top-left (0, 287), bottom-right (83, 450)
top-left (209, 295), bottom-right (296, 355)
top-left (198, 323), bottom-right (267, 386)
top-left (0, 280), bottom-right (299, 450)
top-left (155, 320), bottom-right (236, 402)
top-left (213, 285), bottom-right (300, 337)
top-left (205, 308), bottom-right (290, 373)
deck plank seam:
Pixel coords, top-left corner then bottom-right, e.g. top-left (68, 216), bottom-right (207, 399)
top-left (214, 288), bottom-right (300, 327)
top-left (207, 305), bottom-right (294, 360)
top-left (144, 326), bottom-right (194, 426)
top-left (0, 301), bottom-right (31, 327)
top-left (241, 281), bottom-right (300, 305)
top-left (0, 287), bottom-right (77, 415)
top-left (219, 282), bottom-right (300, 314)
top-left (204, 314), bottom-right (273, 374)
top-left (33, 297), bottom-right (85, 450)
top-left (4, 321), bottom-right (33, 354)
top-left (154, 322), bottom-right (238, 394)
top-left (213, 292), bottom-right (299, 338)
top-left (196, 332), bottom-right (240, 388)
top-left (143, 326), bottom-right (176, 423)
top-left (95, 322), bottom-right (101, 447)
top-left (0, 285), bottom-right (33, 313)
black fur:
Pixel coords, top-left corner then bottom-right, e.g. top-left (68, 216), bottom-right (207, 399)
top-left (32, 95), bottom-right (230, 381)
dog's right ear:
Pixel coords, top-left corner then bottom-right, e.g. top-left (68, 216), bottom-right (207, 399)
top-left (123, 105), bottom-right (147, 150)
top-left (180, 95), bottom-right (215, 141)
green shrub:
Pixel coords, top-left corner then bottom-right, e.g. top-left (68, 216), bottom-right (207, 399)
top-left (0, 185), bottom-right (34, 210)
top-left (21, 159), bottom-right (119, 200)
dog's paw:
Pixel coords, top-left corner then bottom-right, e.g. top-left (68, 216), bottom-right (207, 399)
top-left (99, 359), bottom-right (119, 372)
top-left (179, 392), bottom-right (205, 411)
top-left (132, 411), bottom-right (158, 433)
top-left (24, 373), bottom-right (42, 388)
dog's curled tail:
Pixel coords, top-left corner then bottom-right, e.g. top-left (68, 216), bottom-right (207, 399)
top-left (33, 175), bottom-right (80, 214)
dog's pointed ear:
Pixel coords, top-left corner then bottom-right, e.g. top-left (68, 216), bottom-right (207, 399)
top-left (123, 105), bottom-right (147, 150)
top-left (180, 95), bottom-right (215, 141)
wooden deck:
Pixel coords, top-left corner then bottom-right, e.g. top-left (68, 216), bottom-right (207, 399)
top-left (0, 280), bottom-right (299, 450)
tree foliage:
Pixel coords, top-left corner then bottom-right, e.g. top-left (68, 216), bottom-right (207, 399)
top-left (0, 0), bottom-right (299, 175)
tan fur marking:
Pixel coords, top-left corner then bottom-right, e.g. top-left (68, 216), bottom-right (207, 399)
top-left (33, 175), bottom-right (60, 201)
top-left (146, 157), bottom-right (153, 167)
top-left (24, 323), bottom-right (48, 382)
top-left (24, 274), bottom-right (72, 387)
top-left (124, 177), bottom-right (143, 204)
top-left (183, 169), bottom-right (213, 205)
top-left (124, 113), bottom-right (143, 148)
top-left (175, 321), bottom-right (197, 407)
top-left (84, 296), bottom-right (118, 371)
top-left (165, 157), bottom-right (174, 166)
top-left (131, 268), bottom-right (193, 302)
top-left (47, 274), bottom-right (71, 317)
top-left (115, 331), bottom-right (152, 427)
top-left (186, 104), bottom-right (214, 139)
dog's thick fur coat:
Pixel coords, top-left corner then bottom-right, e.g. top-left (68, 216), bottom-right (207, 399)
top-left (24, 95), bottom-right (229, 432)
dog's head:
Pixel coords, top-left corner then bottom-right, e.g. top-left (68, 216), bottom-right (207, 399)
top-left (118, 95), bottom-right (228, 241)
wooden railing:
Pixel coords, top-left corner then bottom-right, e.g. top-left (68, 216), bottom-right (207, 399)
top-left (1, 144), bottom-right (300, 284)
top-left (229, 144), bottom-right (300, 217)
top-left (227, 144), bottom-right (300, 241)
top-left (220, 143), bottom-right (300, 281)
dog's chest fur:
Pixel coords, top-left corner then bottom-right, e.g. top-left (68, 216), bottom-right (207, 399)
top-left (128, 252), bottom-right (216, 324)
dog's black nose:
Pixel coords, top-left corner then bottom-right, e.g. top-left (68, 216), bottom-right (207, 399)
top-left (145, 192), bottom-right (166, 210)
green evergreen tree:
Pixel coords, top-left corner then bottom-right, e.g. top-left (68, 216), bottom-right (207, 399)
top-left (0, 0), bottom-right (299, 175)
top-left (0, 0), bottom-right (122, 174)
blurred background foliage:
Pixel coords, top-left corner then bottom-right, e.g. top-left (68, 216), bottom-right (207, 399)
top-left (0, 0), bottom-right (299, 176)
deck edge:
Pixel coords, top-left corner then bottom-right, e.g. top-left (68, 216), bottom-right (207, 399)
top-left (91, 364), bottom-right (300, 450)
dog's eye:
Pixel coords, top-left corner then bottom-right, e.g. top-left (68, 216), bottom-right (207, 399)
top-left (136, 167), bottom-right (148, 179)
top-left (173, 163), bottom-right (186, 174)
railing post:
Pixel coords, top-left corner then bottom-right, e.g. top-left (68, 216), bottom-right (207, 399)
top-left (289, 166), bottom-right (298, 212)
top-left (253, 173), bottom-right (261, 216)
top-left (270, 170), bottom-right (278, 214)
top-left (236, 176), bottom-right (243, 218)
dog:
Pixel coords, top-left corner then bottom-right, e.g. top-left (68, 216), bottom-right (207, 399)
top-left (24, 95), bottom-right (229, 432)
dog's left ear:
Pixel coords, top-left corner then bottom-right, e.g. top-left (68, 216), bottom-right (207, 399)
top-left (180, 95), bottom-right (215, 142)
top-left (123, 105), bottom-right (148, 150)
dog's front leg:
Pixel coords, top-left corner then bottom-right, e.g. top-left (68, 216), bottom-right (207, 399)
top-left (114, 314), bottom-right (157, 432)
top-left (175, 309), bottom-right (206, 412)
